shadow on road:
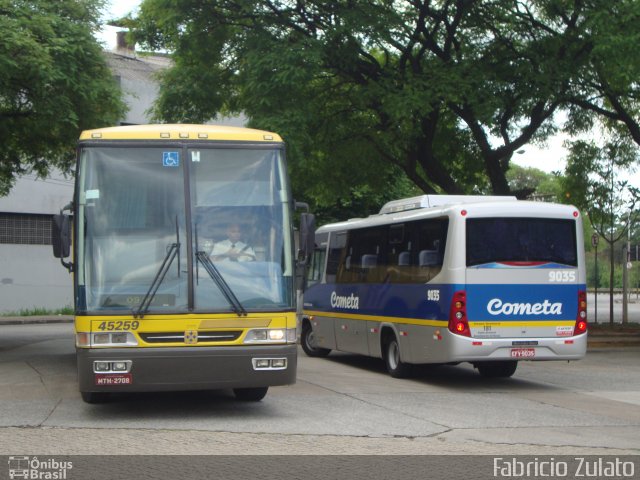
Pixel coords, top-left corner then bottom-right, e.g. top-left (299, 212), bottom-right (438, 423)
top-left (320, 351), bottom-right (553, 391)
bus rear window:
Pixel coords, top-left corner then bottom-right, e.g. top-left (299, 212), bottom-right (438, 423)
top-left (466, 218), bottom-right (577, 267)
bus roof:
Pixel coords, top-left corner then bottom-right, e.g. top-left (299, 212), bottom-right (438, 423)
top-left (79, 124), bottom-right (283, 142)
top-left (379, 194), bottom-right (517, 214)
top-left (316, 197), bottom-right (580, 234)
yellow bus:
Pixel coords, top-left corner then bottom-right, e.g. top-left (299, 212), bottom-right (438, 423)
top-left (53, 124), bottom-right (314, 403)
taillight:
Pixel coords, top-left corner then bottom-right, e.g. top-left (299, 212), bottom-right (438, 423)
top-left (574, 290), bottom-right (588, 335)
top-left (449, 290), bottom-right (470, 337)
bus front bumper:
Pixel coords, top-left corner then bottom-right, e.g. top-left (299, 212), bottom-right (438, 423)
top-left (77, 344), bottom-right (297, 393)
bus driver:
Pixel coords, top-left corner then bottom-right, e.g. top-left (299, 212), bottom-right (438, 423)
top-left (210, 223), bottom-right (256, 262)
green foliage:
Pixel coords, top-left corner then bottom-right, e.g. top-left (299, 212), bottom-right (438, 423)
top-left (562, 135), bottom-right (640, 245)
top-left (132, 2), bottom-right (580, 195)
top-left (564, 0), bottom-right (640, 147)
top-left (1, 306), bottom-right (74, 317)
top-left (0, 0), bottom-right (126, 195)
top-left (131, 0), bottom-right (640, 219)
top-left (506, 164), bottom-right (563, 201)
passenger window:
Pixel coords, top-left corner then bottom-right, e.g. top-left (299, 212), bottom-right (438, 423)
top-left (306, 248), bottom-right (326, 287)
top-left (326, 232), bottom-right (346, 283)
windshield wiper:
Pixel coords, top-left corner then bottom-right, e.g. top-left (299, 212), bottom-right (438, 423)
top-left (196, 251), bottom-right (247, 317)
top-left (134, 242), bottom-right (179, 319)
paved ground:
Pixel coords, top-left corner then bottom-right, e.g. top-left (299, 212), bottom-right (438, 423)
top-left (1, 323), bottom-right (639, 457)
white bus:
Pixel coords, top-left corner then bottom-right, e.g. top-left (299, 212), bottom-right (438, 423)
top-left (301, 195), bottom-right (587, 378)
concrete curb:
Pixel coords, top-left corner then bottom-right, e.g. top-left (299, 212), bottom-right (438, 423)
top-left (587, 339), bottom-right (640, 348)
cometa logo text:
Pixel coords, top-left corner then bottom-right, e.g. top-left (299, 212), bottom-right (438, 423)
top-left (487, 298), bottom-right (562, 316)
top-left (331, 292), bottom-right (360, 310)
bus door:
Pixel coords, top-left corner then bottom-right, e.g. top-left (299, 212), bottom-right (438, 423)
top-left (464, 217), bottom-right (583, 341)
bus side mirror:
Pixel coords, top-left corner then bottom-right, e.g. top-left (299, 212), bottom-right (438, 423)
top-left (52, 214), bottom-right (70, 258)
top-left (52, 213), bottom-right (73, 272)
top-left (298, 212), bottom-right (316, 264)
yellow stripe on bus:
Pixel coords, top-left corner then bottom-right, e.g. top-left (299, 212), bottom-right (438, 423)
top-left (303, 310), bottom-right (575, 329)
top-left (303, 310), bottom-right (448, 327)
top-left (77, 312), bottom-right (295, 332)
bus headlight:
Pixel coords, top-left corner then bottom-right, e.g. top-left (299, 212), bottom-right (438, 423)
top-left (269, 329), bottom-right (285, 341)
top-left (92, 360), bottom-right (132, 373)
top-left (244, 329), bottom-right (296, 344)
top-left (76, 332), bottom-right (138, 347)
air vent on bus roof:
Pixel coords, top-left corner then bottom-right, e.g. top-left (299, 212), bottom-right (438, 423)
top-left (379, 195), bottom-right (518, 214)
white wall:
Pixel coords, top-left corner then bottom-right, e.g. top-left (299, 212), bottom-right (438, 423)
top-left (0, 173), bottom-right (74, 214)
top-left (0, 245), bottom-right (73, 313)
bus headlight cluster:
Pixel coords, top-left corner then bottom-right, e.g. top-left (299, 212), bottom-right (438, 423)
top-left (252, 358), bottom-right (288, 370)
top-left (76, 332), bottom-right (138, 347)
top-left (93, 360), bottom-right (132, 373)
top-left (244, 328), bottom-right (296, 344)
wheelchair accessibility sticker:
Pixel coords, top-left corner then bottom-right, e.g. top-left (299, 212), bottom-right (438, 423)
top-left (163, 151), bottom-right (180, 167)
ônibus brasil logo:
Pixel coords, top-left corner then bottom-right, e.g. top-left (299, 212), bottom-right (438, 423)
top-left (8, 456), bottom-right (73, 480)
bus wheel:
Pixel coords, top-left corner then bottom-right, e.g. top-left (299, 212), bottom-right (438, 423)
top-left (81, 391), bottom-right (110, 404)
top-left (233, 387), bottom-right (269, 401)
top-left (384, 336), bottom-right (412, 378)
top-left (301, 322), bottom-right (331, 357)
top-left (476, 361), bottom-right (518, 378)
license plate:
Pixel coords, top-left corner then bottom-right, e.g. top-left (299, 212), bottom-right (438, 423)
top-left (511, 348), bottom-right (535, 358)
top-left (95, 374), bottom-right (132, 386)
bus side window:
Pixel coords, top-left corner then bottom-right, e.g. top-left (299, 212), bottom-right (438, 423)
top-left (306, 248), bottom-right (326, 287)
top-left (327, 232), bottom-right (346, 283)
top-left (415, 219), bottom-right (448, 282)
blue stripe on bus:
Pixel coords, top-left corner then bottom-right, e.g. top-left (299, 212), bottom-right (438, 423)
top-left (304, 282), bottom-right (586, 322)
top-left (466, 283), bottom-right (583, 321)
top-left (304, 283), bottom-right (458, 321)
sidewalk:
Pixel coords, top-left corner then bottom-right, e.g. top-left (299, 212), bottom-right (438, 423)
top-left (0, 315), bottom-right (638, 348)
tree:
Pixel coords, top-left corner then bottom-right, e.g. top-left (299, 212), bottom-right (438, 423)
top-left (564, 0), bottom-right (640, 148)
top-left (0, 0), bottom-right (126, 195)
top-left (506, 164), bottom-right (563, 201)
top-left (562, 135), bottom-right (640, 325)
top-left (133, 0), bottom-right (614, 203)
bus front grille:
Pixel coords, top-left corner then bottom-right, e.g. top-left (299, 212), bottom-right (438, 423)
top-left (139, 331), bottom-right (242, 344)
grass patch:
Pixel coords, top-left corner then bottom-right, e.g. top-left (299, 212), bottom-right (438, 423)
top-left (1, 306), bottom-right (74, 317)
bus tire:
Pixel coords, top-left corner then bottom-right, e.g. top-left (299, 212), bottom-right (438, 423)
top-left (233, 387), bottom-right (269, 401)
top-left (476, 361), bottom-right (518, 378)
top-left (301, 322), bottom-right (331, 357)
top-left (384, 336), bottom-right (412, 378)
top-left (81, 391), bottom-right (109, 404)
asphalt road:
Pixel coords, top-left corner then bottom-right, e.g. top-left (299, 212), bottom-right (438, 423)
top-left (0, 323), bottom-right (639, 456)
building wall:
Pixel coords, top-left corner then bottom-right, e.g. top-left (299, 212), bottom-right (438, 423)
top-left (0, 173), bottom-right (74, 313)
top-left (0, 245), bottom-right (73, 313)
